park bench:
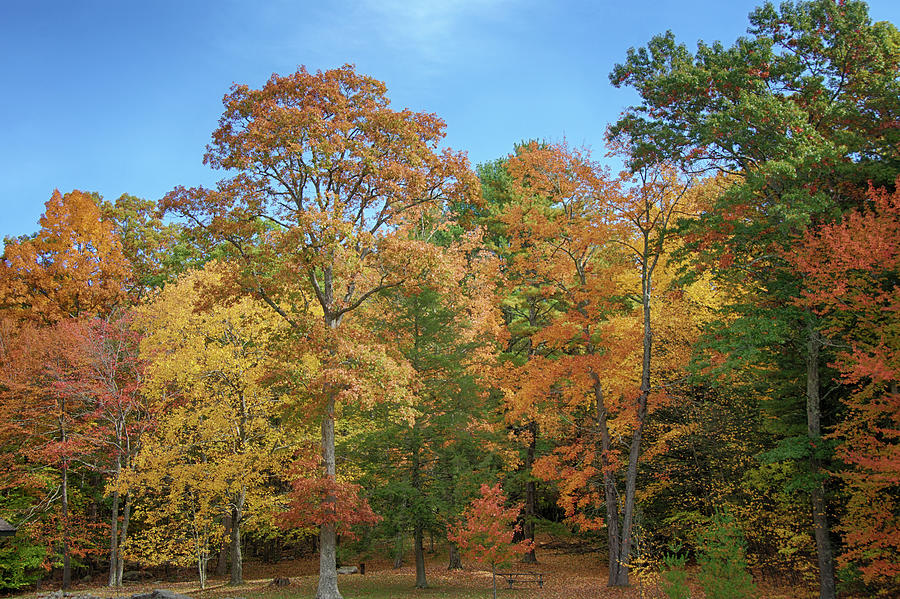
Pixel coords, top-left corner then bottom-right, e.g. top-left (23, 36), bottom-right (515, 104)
top-left (494, 571), bottom-right (545, 589)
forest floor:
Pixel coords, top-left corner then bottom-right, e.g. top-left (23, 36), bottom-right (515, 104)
top-left (18, 539), bottom-right (815, 599)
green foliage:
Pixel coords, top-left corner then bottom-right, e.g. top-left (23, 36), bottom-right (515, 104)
top-left (347, 282), bottom-right (503, 567)
top-left (659, 542), bottom-right (690, 599)
top-left (0, 535), bottom-right (46, 590)
top-left (696, 510), bottom-right (757, 599)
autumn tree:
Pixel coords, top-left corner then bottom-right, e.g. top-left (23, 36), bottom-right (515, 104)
top-left (348, 234), bottom-right (502, 587)
top-left (477, 146), bottom-right (564, 565)
top-left (0, 319), bottom-right (107, 589)
top-left (0, 190), bottom-right (130, 323)
top-left (493, 141), bottom-right (694, 586)
top-left (161, 64), bottom-right (478, 599)
top-left (127, 264), bottom-right (298, 586)
top-left (0, 191), bottom-right (153, 587)
top-left (606, 161), bottom-right (693, 587)
top-left (123, 410), bottom-right (227, 589)
top-left (101, 194), bottom-right (188, 301)
top-left (449, 483), bottom-right (533, 599)
top-left (609, 3), bottom-right (900, 595)
top-left (65, 314), bottom-right (149, 588)
top-left (791, 179), bottom-right (900, 594)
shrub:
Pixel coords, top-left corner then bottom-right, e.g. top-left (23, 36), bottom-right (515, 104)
top-left (659, 542), bottom-right (690, 599)
top-left (0, 536), bottom-right (46, 590)
top-left (696, 510), bottom-right (757, 599)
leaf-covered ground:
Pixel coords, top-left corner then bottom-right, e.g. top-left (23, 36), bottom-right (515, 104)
top-left (16, 540), bottom-right (815, 599)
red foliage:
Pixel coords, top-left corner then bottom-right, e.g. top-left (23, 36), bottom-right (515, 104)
top-left (790, 177), bottom-right (900, 585)
top-left (281, 457), bottom-right (381, 538)
top-left (448, 483), bottom-right (533, 568)
top-left (0, 313), bottom-right (149, 571)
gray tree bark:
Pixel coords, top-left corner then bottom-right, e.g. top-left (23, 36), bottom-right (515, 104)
top-left (216, 512), bottom-right (231, 577)
top-left (61, 460), bottom-right (71, 590)
top-left (414, 525), bottom-right (427, 588)
top-left (59, 402), bottom-right (71, 591)
top-left (115, 496), bottom-right (130, 586)
top-left (393, 532), bottom-right (404, 569)
top-left (108, 487), bottom-right (120, 587)
top-left (522, 420), bottom-right (537, 564)
top-left (315, 390), bottom-right (341, 599)
top-left (412, 435), bottom-right (427, 588)
top-left (593, 377), bottom-right (624, 586)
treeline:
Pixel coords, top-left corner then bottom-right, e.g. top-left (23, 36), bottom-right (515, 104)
top-left (0, 1), bottom-right (897, 598)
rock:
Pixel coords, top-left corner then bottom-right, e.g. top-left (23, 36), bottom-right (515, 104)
top-left (269, 577), bottom-right (292, 587)
top-left (122, 570), bottom-right (151, 582)
top-left (336, 566), bottom-right (359, 575)
top-left (131, 589), bottom-right (194, 599)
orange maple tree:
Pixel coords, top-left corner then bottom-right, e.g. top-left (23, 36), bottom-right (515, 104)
top-left (495, 141), bottom-right (697, 586)
top-left (0, 190), bottom-right (130, 323)
top-left (493, 141), bottom-right (631, 558)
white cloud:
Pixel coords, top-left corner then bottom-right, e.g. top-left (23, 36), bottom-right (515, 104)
top-left (351, 0), bottom-right (519, 62)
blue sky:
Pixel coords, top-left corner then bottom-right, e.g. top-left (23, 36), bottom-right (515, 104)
top-left (2, 0), bottom-right (899, 238)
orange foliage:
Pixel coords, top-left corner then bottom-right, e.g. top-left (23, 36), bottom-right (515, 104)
top-left (0, 190), bottom-right (129, 323)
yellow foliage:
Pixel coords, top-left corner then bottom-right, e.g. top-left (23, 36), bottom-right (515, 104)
top-left (124, 262), bottom-right (315, 573)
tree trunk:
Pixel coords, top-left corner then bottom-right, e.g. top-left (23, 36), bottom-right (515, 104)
top-left (593, 376), bottom-right (624, 586)
top-left (447, 542), bottom-right (463, 570)
top-left (232, 387), bottom-right (249, 584)
top-left (411, 427), bottom-right (427, 588)
top-left (617, 413), bottom-right (646, 586)
top-left (611, 263), bottom-right (654, 587)
top-left (116, 496), bottom-right (130, 586)
top-left (491, 562), bottom-right (497, 599)
top-left (316, 393), bottom-right (342, 599)
top-left (216, 512), bottom-right (231, 576)
top-left (230, 492), bottom-right (244, 585)
top-left (197, 540), bottom-right (207, 590)
top-left (807, 329), bottom-right (836, 599)
top-left (522, 421), bottom-right (537, 564)
top-left (59, 397), bottom-right (71, 593)
top-left (108, 488), bottom-right (120, 587)
top-left (414, 524), bottom-right (427, 588)
top-left (393, 533), bottom-right (404, 569)
top-left (61, 459), bottom-right (71, 591)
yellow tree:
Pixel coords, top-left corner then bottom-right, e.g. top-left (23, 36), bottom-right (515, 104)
top-left (161, 65), bottom-right (477, 599)
top-left (604, 159), bottom-right (694, 586)
top-left (124, 264), bottom-right (301, 587)
top-left (122, 400), bottom-right (229, 590)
